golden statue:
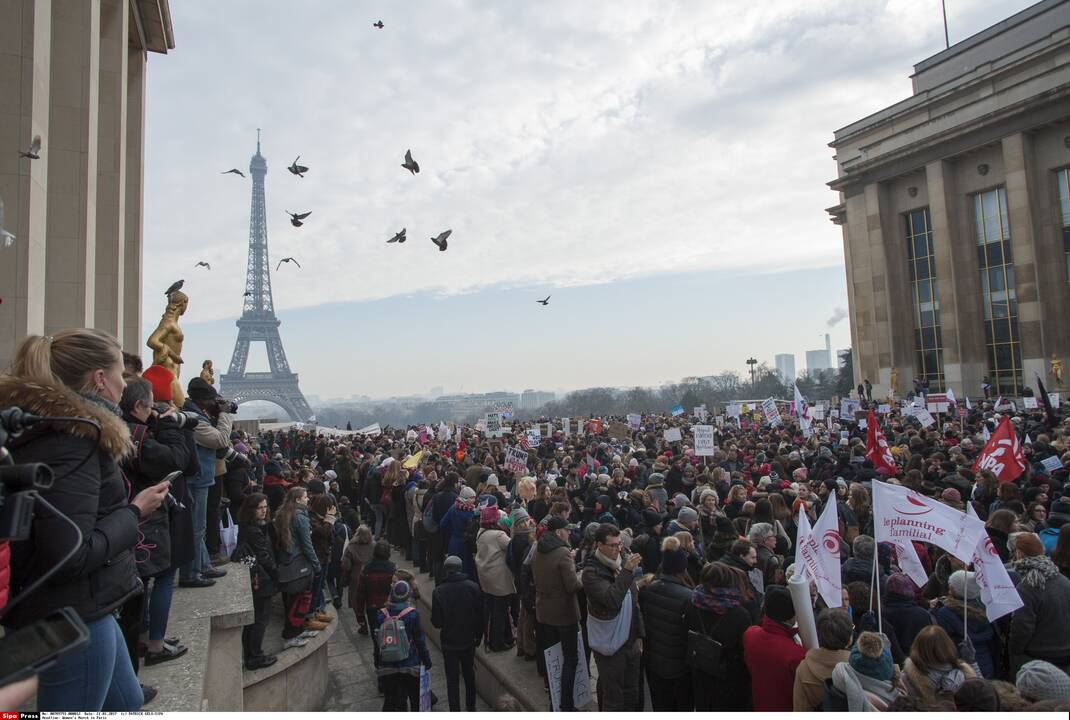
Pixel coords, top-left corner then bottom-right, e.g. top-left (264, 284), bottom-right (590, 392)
top-left (200, 359), bottom-right (215, 386)
top-left (147, 290), bottom-right (187, 406)
top-left (1051, 354), bottom-right (1064, 387)
top-left (889, 367), bottom-right (898, 395)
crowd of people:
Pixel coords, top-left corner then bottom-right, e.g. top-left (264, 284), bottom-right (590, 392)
top-left (3, 327), bottom-right (1070, 712)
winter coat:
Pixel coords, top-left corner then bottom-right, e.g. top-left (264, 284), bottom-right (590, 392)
top-left (793, 647), bottom-right (849, 711)
top-left (354, 558), bottom-right (396, 616)
top-left (431, 571), bottom-right (484, 651)
top-left (475, 528), bottom-right (514, 597)
top-left (236, 521), bottom-right (277, 598)
top-left (440, 504), bottom-right (476, 577)
top-left (581, 553), bottom-right (644, 649)
top-left (684, 601), bottom-right (753, 710)
top-left (180, 399), bottom-right (232, 489)
top-left (883, 595), bottom-right (933, 653)
top-left (340, 539), bottom-right (374, 612)
top-left (121, 412), bottom-right (197, 578)
top-left (638, 574), bottom-right (692, 679)
top-left (742, 618), bottom-right (807, 711)
top-left (0, 377), bottom-right (141, 629)
top-left (1009, 563), bottom-right (1070, 671)
top-left (374, 601), bottom-right (433, 676)
top-left (279, 505), bottom-right (320, 574)
top-left (310, 514), bottom-right (332, 567)
top-left (532, 531), bottom-right (582, 626)
top-left (933, 599), bottom-right (999, 678)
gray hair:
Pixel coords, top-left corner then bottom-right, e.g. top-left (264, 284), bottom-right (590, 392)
top-left (747, 522), bottom-right (775, 544)
top-left (852, 534), bottom-right (875, 560)
top-left (119, 376), bottom-right (153, 415)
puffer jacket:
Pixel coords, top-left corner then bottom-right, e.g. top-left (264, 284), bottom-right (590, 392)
top-left (0, 377), bottom-right (141, 628)
top-left (581, 553), bottom-right (644, 648)
top-left (638, 574), bottom-right (692, 679)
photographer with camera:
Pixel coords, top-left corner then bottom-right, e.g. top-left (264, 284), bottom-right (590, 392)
top-left (177, 377), bottom-right (239, 589)
top-left (119, 376), bottom-right (198, 668)
top-left (0, 329), bottom-right (169, 711)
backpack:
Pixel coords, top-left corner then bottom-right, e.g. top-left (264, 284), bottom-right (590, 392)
top-left (464, 514), bottom-right (482, 554)
top-left (422, 494), bottom-right (438, 533)
top-left (377, 606), bottom-right (415, 663)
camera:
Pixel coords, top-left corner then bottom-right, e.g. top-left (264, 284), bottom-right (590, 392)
top-left (218, 399), bottom-right (239, 415)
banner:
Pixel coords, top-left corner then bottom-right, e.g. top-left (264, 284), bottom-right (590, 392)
top-left (693, 425), bottom-right (716, 456)
top-left (671, 404), bottom-right (685, 417)
top-left (663, 427), bottom-right (682, 442)
top-left (761, 397), bottom-right (781, 426)
top-left (626, 413), bottom-right (641, 430)
top-left (356, 422), bottom-right (382, 437)
top-left (971, 416), bottom-right (1025, 482)
top-left (485, 412), bottom-right (504, 438)
top-left (504, 445), bottom-right (529, 473)
top-left (795, 501), bottom-right (842, 608)
top-left (965, 504), bottom-right (1023, 621)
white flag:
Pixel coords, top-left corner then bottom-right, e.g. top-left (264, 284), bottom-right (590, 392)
top-left (946, 387), bottom-right (956, 405)
top-left (794, 384), bottom-right (812, 438)
top-left (965, 396), bottom-right (972, 410)
top-left (982, 425), bottom-right (991, 442)
top-left (872, 480), bottom-right (988, 585)
top-left (1024, 434), bottom-right (1033, 445)
top-left (966, 504), bottom-right (1023, 621)
top-left (796, 501), bottom-right (842, 608)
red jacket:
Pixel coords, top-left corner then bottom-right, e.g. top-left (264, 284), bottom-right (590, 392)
top-left (0, 540), bottom-right (9, 611)
top-left (743, 617), bottom-right (807, 711)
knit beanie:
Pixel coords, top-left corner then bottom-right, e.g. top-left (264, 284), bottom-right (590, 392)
top-left (459, 486), bottom-right (476, 501)
top-left (849, 631), bottom-right (894, 682)
top-left (677, 507), bottom-right (699, 526)
top-left (1016, 660), bottom-right (1070, 701)
top-left (763, 586), bottom-right (795, 624)
top-left (510, 507), bottom-right (530, 524)
top-left (949, 570), bottom-right (980, 602)
top-left (641, 508), bottom-right (664, 528)
top-left (443, 555), bottom-right (463, 572)
top-left (389, 580), bottom-right (411, 603)
top-left (885, 572), bottom-right (917, 600)
top-left (672, 493), bottom-right (690, 508)
top-left (142, 364), bottom-right (175, 402)
top-left (954, 678), bottom-right (1001, 711)
top-left (660, 548), bottom-right (688, 575)
top-left (480, 505), bottom-right (500, 527)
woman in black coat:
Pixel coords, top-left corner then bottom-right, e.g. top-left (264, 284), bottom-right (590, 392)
top-left (685, 562), bottom-right (754, 711)
top-left (0, 330), bottom-right (170, 711)
top-left (235, 493), bottom-right (278, 669)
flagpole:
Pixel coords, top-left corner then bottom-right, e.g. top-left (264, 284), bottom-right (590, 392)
top-left (941, 0), bottom-right (950, 49)
top-left (873, 549), bottom-right (883, 636)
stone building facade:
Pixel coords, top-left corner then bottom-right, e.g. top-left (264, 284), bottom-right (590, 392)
top-left (0, 0), bottom-right (174, 368)
top-left (828, 0), bottom-right (1070, 398)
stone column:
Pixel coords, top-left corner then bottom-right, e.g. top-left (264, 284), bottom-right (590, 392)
top-left (0, 0), bottom-right (52, 369)
top-left (123, 46), bottom-right (145, 353)
top-left (877, 183), bottom-right (916, 397)
top-left (93, 0), bottom-right (127, 339)
top-left (1002, 132), bottom-right (1046, 390)
top-left (44, 0), bottom-right (100, 334)
top-left (863, 182), bottom-right (896, 397)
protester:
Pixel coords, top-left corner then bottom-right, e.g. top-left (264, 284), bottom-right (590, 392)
top-left (742, 585), bottom-right (806, 711)
top-left (234, 493), bottom-right (278, 670)
top-left (900, 625), bottom-right (977, 710)
top-left (828, 631), bottom-right (905, 711)
top-left (274, 486), bottom-right (323, 647)
top-left (533, 515), bottom-right (583, 711)
top-left (638, 535), bottom-right (694, 710)
top-left (373, 580), bottom-right (432, 711)
top-left (474, 504), bottom-right (515, 651)
top-left (793, 608), bottom-right (852, 711)
top-left (1007, 532), bottom-right (1070, 674)
top-left (341, 525), bottom-right (375, 633)
top-left (932, 570), bottom-right (1000, 678)
top-left (686, 561), bottom-right (753, 711)
top-left (431, 555), bottom-right (483, 711)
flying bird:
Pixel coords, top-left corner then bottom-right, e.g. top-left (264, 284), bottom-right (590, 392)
top-left (387, 228), bottom-right (406, 244)
top-left (373, 20), bottom-right (384, 28)
top-left (164, 279), bottom-right (185, 296)
top-left (277, 257), bottom-right (301, 270)
top-left (194, 261), bottom-right (211, 270)
top-left (221, 168), bottom-right (245, 177)
top-left (287, 156), bottom-right (309, 177)
top-left (401, 149), bottom-right (419, 175)
top-left (0, 196), bottom-right (14, 248)
top-left (537, 295), bottom-right (551, 306)
top-left (19, 135), bottom-right (41, 160)
top-left (431, 229), bottom-right (451, 252)
top-left (286, 210), bottom-right (312, 227)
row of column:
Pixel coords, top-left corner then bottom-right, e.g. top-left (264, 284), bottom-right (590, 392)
top-left (0, 0), bottom-right (146, 369)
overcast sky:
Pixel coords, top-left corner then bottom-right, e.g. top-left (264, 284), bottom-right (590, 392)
top-left (141, 0), bottom-right (1035, 401)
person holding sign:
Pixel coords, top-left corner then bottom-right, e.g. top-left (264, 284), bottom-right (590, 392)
top-left (533, 516), bottom-right (584, 711)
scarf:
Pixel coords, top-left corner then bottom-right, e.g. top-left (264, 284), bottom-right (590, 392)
top-left (690, 584), bottom-right (741, 615)
top-left (80, 391), bottom-right (122, 417)
top-left (454, 497), bottom-right (476, 512)
top-left (594, 548), bottom-right (621, 571)
top-left (926, 662), bottom-right (965, 695)
top-left (1012, 554), bottom-right (1059, 590)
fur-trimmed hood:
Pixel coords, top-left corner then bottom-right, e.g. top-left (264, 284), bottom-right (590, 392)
top-left (0, 374), bottom-right (132, 459)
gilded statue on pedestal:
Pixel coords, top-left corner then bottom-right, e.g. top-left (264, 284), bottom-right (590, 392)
top-left (1052, 354), bottom-right (1064, 387)
top-left (889, 367), bottom-right (898, 397)
top-left (147, 290), bottom-right (188, 406)
top-left (200, 359), bottom-right (215, 386)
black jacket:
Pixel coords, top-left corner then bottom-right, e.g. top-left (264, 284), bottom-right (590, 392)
top-left (236, 521), bottom-right (278, 598)
top-left (638, 574), bottom-right (692, 679)
top-left (0, 378), bottom-right (142, 629)
top-left (122, 413), bottom-right (197, 578)
top-left (431, 571), bottom-right (484, 650)
top-left (685, 602), bottom-right (753, 710)
top-left (883, 596), bottom-right (933, 653)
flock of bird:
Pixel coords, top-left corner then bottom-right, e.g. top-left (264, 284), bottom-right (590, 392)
top-left (9, 20), bottom-right (554, 309)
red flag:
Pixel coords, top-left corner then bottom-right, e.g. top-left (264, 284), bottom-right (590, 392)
top-left (972, 416), bottom-right (1026, 482)
top-left (865, 411), bottom-right (897, 475)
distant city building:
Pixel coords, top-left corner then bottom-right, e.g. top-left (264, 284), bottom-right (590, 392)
top-left (429, 386), bottom-right (444, 398)
top-left (774, 354), bottom-right (796, 382)
top-left (805, 334), bottom-right (834, 375)
top-left (520, 389), bottom-right (556, 410)
top-left (827, 0), bottom-right (1070, 397)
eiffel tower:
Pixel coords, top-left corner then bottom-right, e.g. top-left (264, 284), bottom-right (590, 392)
top-left (219, 132), bottom-right (313, 422)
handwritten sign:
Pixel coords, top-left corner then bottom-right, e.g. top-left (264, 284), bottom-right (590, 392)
top-left (485, 412), bottom-right (504, 438)
top-left (607, 421), bottom-right (631, 440)
top-left (726, 404), bottom-right (742, 420)
top-left (663, 427), bottom-right (682, 442)
top-left (1041, 455), bottom-right (1063, 473)
top-left (505, 445), bottom-right (529, 473)
top-left (762, 398), bottom-right (781, 426)
top-left (693, 425), bottom-right (716, 456)
top-left (526, 429), bottom-right (542, 447)
top-left (627, 413), bottom-right (642, 430)
top-left (545, 632), bottom-right (592, 712)
top-left (1023, 396), bottom-right (1038, 409)
top-left (914, 408), bottom-right (935, 428)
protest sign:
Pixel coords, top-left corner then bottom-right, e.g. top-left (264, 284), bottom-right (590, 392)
top-left (526, 429), bottom-right (542, 447)
top-left (1023, 396), bottom-right (1038, 409)
top-left (541, 422), bottom-right (554, 437)
top-left (877, 404), bottom-right (891, 414)
top-left (505, 445), bottom-right (529, 473)
top-left (671, 404), bottom-right (685, 417)
top-left (693, 425), bottom-right (716, 456)
top-left (694, 405), bottom-right (708, 421)
top-left (561, 417), bottom-right (570, 435)
top-left (475, 418), bottom-right (486, 432)
top-left (490, 400), bottom-right (515, 419)
top-left (545, 632), bottom-right (592, 712)
top-left (607, 421), bottom-right (630, 440)
top-left (627, 413), bottom-right (642, 430)
top-left (761, 398), bottom-right (781, 425)
top-left (356, 422), bottom-right (382, 437)
top-left (1041, 455), bottom-right (1063, 473)
top-left (726, 404), bottom-right (742, 420)
top-left (1050, 393), bottom-right (1061, 407)
top-left (914, 408), bottom-right (935, 428)
top-left (926, 393), bottom-right (949, 414)
top-left (811, 405), bottom-right (825, 421)
top-left (419, 666), bottom-right (433, 712)
top-left (485, 412), bottom-right (504, 438)
top-left (663, 427), bottom-right (682, 442)
top-left (840, 398), bottom-right (860, 418)
top-left (858, 418), bottom-right (867, 429)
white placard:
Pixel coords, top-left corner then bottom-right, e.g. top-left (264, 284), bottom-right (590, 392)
top-left (1049, 393), bottom-right (1061, 407)
top-left (693, 425), bottom-right (716, 456)
top-left (877, 404), bottom-right (891, 414)
top-left (1041, 455), bottom-right (1063, 473)
top-left (561, 417), bottom-right (570, 435)
top-left (812, 406), bottom-right (825, 421)
top-left (545, 632), bottom-right (592, 712)
top-left (914, 408), bottom-right (936, 428)
top-left (505, 445), bottom-right (529, 472)
top-left (858, 418), bottom-right (867, 429)
top-left (485, 412), bottom-right (504, 437)
top-left (627, 413), bottom-right (641, 430)
top-left (762, 398), bottom-right (781, 426)
top-left (726, 404), bottom-right (742, 419)
top-left (1023, 396), bottom-right (1038, 409)
top-left (526, 429), bottom-right (541, 447)
top-left (663, 427), bottom-right (682, 442)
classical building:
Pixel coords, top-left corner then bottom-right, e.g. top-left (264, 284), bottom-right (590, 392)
top-left (828, 0), bottom-right (1070, 398)
top-left (0, 0), bottom-right (174, 369)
